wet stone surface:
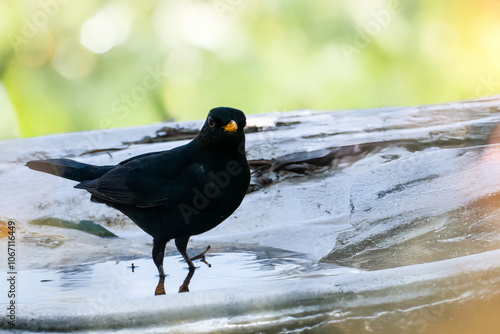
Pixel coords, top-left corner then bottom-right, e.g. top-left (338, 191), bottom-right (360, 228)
top-left (2, 96), bottom-right (500, 332)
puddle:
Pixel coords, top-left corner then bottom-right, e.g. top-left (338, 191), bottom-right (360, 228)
top-left (15, 247), bottom-right (344, 304)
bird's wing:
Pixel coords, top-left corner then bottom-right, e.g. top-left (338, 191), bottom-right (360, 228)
top-left (117, 150), bottom-right (164, 165)
top-left (75, 146), bottom-right (209, 207)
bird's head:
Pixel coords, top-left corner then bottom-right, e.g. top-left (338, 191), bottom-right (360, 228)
top-left (197, 107), bottom-right (247, 150)
top-left (205, 107), bottom-right (246, 133)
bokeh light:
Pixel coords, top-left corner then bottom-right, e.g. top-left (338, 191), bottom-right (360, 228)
top-left (1, 0), bottom-right (500, 140)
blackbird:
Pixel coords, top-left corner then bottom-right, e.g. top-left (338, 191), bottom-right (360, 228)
top-left (26, 107), bottom-right (250, 276)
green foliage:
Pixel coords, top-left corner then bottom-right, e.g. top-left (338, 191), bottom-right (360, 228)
top-left (1, 0), bottom-right (500, 140)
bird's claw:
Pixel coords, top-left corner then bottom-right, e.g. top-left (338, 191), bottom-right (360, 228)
top-left (190, 245), bottom-right (212, 267)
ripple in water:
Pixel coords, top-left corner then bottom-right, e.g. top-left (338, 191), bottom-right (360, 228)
top-left (15, 246), bottom-right (345, 304)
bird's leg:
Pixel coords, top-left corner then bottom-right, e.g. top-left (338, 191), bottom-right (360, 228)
top-left (175, 236), bottom-right (196, 269)
top-left (152, 239), bottom-right (167, 277)
top-left (190, 245), bottom-right (212, 267)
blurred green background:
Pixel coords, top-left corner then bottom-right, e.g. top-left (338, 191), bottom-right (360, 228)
top-left (1, 0), bottom-right (500, 140)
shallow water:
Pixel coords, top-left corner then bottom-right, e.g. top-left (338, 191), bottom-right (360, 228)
top-left (3, 98), bottom-right (500, 332)
top-left (9, 248), bottom-right (500, 333)
top-left (16, 247), bottom-right (347, 304)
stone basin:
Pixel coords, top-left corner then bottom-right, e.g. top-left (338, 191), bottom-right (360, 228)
top-left (1, 96), bottom-right (500, 332)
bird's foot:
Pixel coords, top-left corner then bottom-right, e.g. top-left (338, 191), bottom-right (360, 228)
top-left (190, 245), bottom-right (211, 267)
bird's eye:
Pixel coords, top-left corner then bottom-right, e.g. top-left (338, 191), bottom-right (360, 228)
top-left (208, 116), bottom-right (215, 127)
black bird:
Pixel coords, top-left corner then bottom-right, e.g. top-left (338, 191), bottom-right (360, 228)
top-left (26, 107), bottom-right (250, 276)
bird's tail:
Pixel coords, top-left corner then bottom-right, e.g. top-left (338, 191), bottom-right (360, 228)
top-left (25, 159), bottom-right (114, 182)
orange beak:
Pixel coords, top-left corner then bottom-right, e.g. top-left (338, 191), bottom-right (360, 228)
top-left (223, 120), bottom-right (238, 132)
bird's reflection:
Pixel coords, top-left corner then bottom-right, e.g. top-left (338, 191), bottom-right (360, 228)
top-left (154, 269), bottom-right (195, 295)
top-left (154, 246), bottom-right (212, 295)
top-left (155, 275), bottom-right (166, 295)
top-left (178, 268), bottom-right (195, 293)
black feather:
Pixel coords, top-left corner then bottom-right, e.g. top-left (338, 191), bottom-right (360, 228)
top-left (25, 107), bottom-right (250, 277)
top-left (25, 159), bottom-right (114, 182)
